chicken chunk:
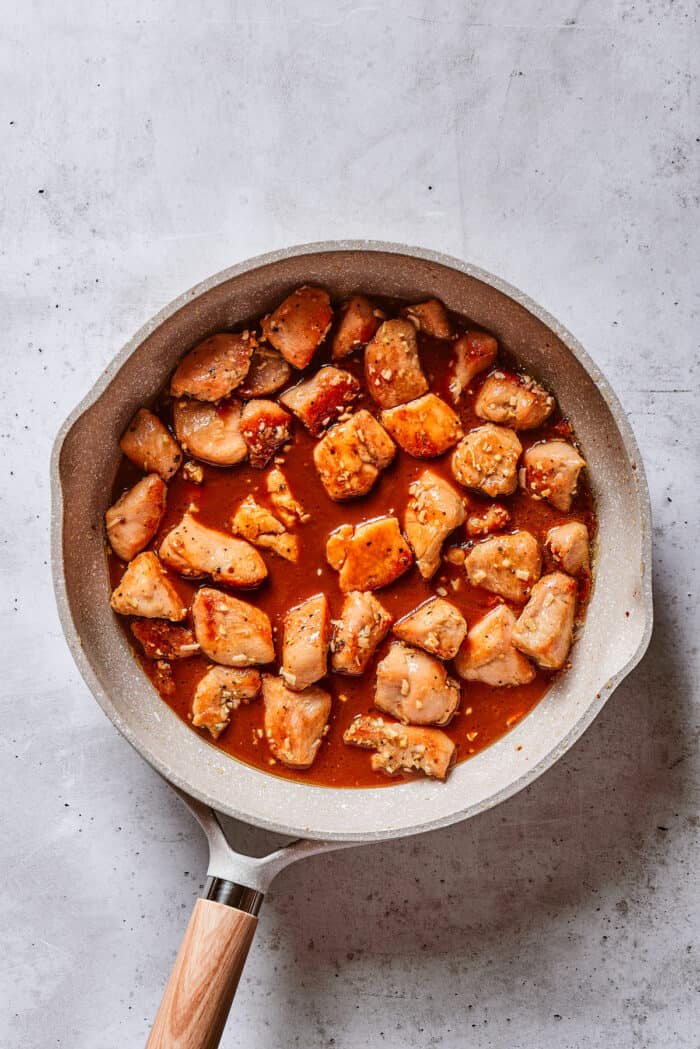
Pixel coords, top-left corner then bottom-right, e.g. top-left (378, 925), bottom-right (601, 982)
top-left (105, 474), bottom-right (167, 562)
top-left (448, 331), bottom-right (498, 402)
top-left (393, 598), bottom-right (467, 660)
top-left (281, 594), bottom-right (331, 691)
top-left (326, 517), bottom-right (413, 592)
top-left (192, 587), bottom-right (275, 666)
top-left (374, 642), bottom-right (460, 726)
top-left (380, 393), bottom-right (463, 458)
top-left (110, 551), bottom-right (187, 621)
top-left (475, 372), bottom-right (555, 430)
top-left (512, 572), bottom-right (577, 669)
top-left (265, 466), bottom-right (308, 527)
top-left (545, 521), bottom-right (590, 575)
top-left (451, 424), bottom-right (522, 498)
top-left (192, 666), bottom-right (261, 739)
top-left (332, 295), bottom-right (382, 359)
top-left (343, 716), bottom-right (455, 780)
top-left (466, 502), bottom-right (511, 538)
top-left (400, 298), bottom-right (451, 339)
top-left (131, 619), bottom-right (199, 660)
top-left (465, 530), bottom-right (541, 603)
top-left (331, 591), bottom-right (392, 675)
top-left (521, 441), bottom-right (587, 511)
top-left (173, 398), bottom-right (247, 466)
top-left (170, 332), bottom-right (254, 402)
top-left (239, 399), bottom-right (292, 468)
top-left (313, 409), bottom-right (396, 501)
top-left (261, 285), bottom-right (333, 369)
top-left (454, 605), bottom-right (535, 686)
top-left (364, 318), bottom-right (429, 409)
top-left (231, 496), bottom-right (299, 562)
top-left (262, 675), bottom-right (332, 769)
top-left (238, 345), bottom-right (292, 398)
top-left (159, 513), bottom-right (267, 587)
top-left (279, 367), bottom-right (360, 436)
top-left (119, 408), bottom-right (183, 481)
top-left (404, 470), bottom-right (466, 580)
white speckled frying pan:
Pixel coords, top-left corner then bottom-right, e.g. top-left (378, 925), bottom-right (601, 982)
top-left (51, 242), bottom-right (653, 1048)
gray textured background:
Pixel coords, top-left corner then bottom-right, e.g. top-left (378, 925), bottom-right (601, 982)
top-left (2, 1), bottom-right (698, 1046)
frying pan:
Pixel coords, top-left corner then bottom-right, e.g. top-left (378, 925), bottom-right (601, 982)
top-left (51, 242), bottom-right (653, 1048)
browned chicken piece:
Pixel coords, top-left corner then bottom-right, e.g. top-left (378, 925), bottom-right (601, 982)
top-left (231, 496), bottom-right (300, 562)
top-left (313, 409), bottom-right (396, 501)
top-left (119, 408), bottom-right (183, 481)
top-left (466, 502), bottom-right (511, 538)
top-left (364, 318), bottom-right (429, 409)
top-left (331, 295), bottom-right (383, 359)
top-left (400, 298), bottom-right (451, 339)
top-left (262, 675), bottom-right (332, 769)
top-left (170, 332), bottom-right (254, 402)
top-left (380, 393), bottom-right (463, 458)
top-left (131, 619), bottom-right (200, 660)
top-left (261, 285), bottom-right (333, 369)
top-left (521, 441), bottom-right (587, 511)
top-left (191, 666), bottom-right (261, 739)
top-left (173, 398), bottom-right (247, 466)
top-left (343, 716), bottom-right (455, 780)
top-left (159, 513), bottom-right (267, 587)
top-left (404, 469), bottom-right (466, 580)
top-left (475, 372), bottom-right (555, 430)
top-left (512, 572), bottom-right (577, 669)
top-left (192, 587), bottom-right (275, 666)
top-left (465, 530), bottom-right (542, 603)
top-left (105, 474), bottom-right (167, 562)
top-left (393, 597), bottom-right (467, 660)
top-left (110, 551), bottom-right (187, 621)
top-left (279, 367), bottom-right (361, 436)
top-left (326, 517), bottom-right (413, 592)
top-left (374, 642), bottom-right (460, 726)
top-left (451, 423), bottom-right (522, 498)
top-left (239, 399), bottom-right (292, 468)
top-left (281, 593), bottom-right (331, 691)
top-left (238, 345), bottom-right (292, 398)
top-left (545, 521), bottom-right (590, 575)
top-left (330, 591), bottom-right (392, 675)
top-left (448, 331), bottom-right (498, 402)
top-left (265, 466), bottom-right (308, 527)
top-left (454, 605), bottom-right (535, 686)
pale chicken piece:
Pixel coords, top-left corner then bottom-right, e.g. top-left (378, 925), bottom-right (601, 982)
top-left (170, 332), bottom-right (254, 402)
top-left (401, 298), bottom-right (451, 339)
top-left (238, 345), bottom-right (292, 398)
top-left (326, 517), bottom-right (413, 592)
top-left (331, 591), bottom-right (392, 675)
top-left (265, 466), bottom-right (308, 527)
top-left (343, 716), bottom-right (455, 780)
top-left (380, 393), bottom-right (463, 458)
top-left (545, 521), bottom-right (590, 575)
top-left (451, 424), bottom-right (522, 498)
top-left (131, 619), bottom-right (199, 660)
top-left (393, 597), bottom-right (467, 660)
top-left (239, 399), bottom-right (292, 468)
top-left (313, 409), bottom-right (396, 501)
top-left (159, 513), bottom-right (267, 587)
top-left (404, 470), bottom-right (466, 580)
top-left (119, 408), bottom-right (183, 481)
top-left (192, 587), bottom-right (275, 667)
top-left (512, 572), bottom-right (577, 669)
top-left (191, 666), bottom-right (261, 739)
top-left (279, 367), bottom-right (361, 436)
top-left (465, 530), bottom-right (542, 603)
top-left (105, 474), bottom-right (167, 562)
top-left (173, 398), bottom-right (247, 466)
top-left (374, 642), bottom-right (460, 726)
top-left (454, 605), bottom-right (535, 686)
top-left (332, 295), bottom-right (382, 359)
top-left (364, 318), bottom-right (429, 409)
top-left (475, 372), bottom-right (555, 430)
top-left (231, 496), bottom-right (299, 562)
top-left (110, 551), bottom-right (187, 621)
top-left (466, 502), bottom-right (511, 538)
top-left (448, 331), bottom-right (498, 402)
top-left (281, 593), bottom-right (331, 691)
top-left (261, 285), bottom-right (333, 369)
top-left (521, 441), bottom-right (587, 512)
top-left (262, 675), bottom-right (332, 769)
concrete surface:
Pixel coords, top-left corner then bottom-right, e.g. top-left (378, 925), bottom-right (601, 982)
top-left (2, 1), bottom-right (698, 1046)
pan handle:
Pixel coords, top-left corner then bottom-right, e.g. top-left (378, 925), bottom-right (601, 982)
top-left (145, 878), bottom-right (262, 1049)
